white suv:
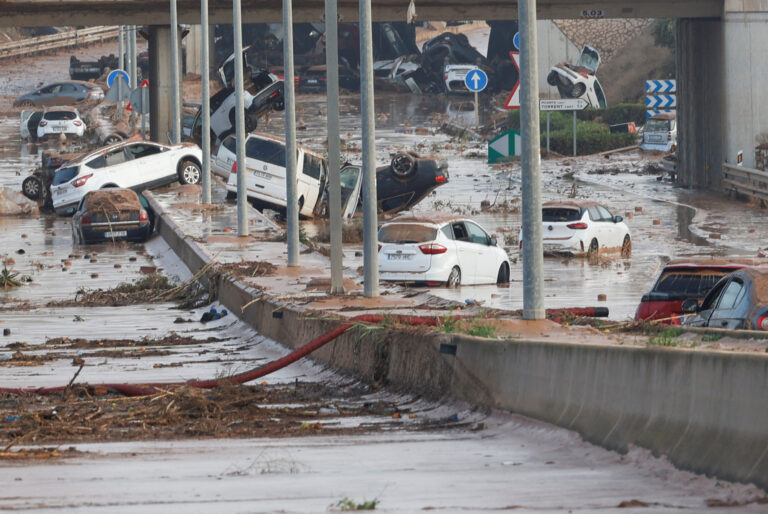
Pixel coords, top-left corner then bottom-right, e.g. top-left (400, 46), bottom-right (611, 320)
top-left (50, 140), bottom-right (203, 215)
top-left (35, 107), bottom-right (86, 141)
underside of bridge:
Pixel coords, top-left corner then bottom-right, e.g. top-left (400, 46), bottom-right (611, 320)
top-left (0, 0), bottom-right (722, 26)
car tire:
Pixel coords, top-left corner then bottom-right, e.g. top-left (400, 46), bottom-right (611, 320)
top-left (18, 100), bottom-right (35, 108)
top-left (447, 266), bottom-right (461, 288)
top-left (496, 262), bottom-right (510, 284)
top-left (245, 115), bottom-right (258, 133)
top-left (226, 191), bottom-right (237, 200)
top-left (570, 82), bottom-right (586, 98)
top-left (275, 100), bottom-right (285, 111)
top-left (22, 176), bottom-right (42, 200)
top-left (178, 159), bottom-right (202, 185)
top-left (391, 153), bottom-right (416, 179)
top-left (103, 133), bottom-right (123, 145)
top-left (546, 71), bottom-right (557, 86)
top-left (621, 235), bottom-right (632, 258)
top-left (587, 238), bottom-right (599, 259)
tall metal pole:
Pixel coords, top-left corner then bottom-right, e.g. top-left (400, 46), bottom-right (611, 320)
top-left (546, 111), bottom-right (550, 154)
top-left (233, 0), bottom-right (248, 236)
top-left (572, 110), bottom-right (577, 156)
top-left (201, 0), bottom-right (212, 204)
top-left (117, 26), bottom-right (124, 122)
top-left (170, 0), bottom-right (181, 145)
top-left (283, 0), bottom-right (299, 266)
top-left (128, 26), bottom-right (137, 88)
top-left (519, 0), bottom-right (544, 319)
top-left (360, 0), bottom-right (379, 297)
top-left (325, 0), bottom-right (344, 294)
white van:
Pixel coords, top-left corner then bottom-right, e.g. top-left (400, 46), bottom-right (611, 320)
top-left (225, 132), bottom-right (333, 218)
top-left (640, 112), bottom-right (677, 152)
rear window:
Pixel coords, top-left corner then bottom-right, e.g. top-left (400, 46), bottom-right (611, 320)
top-left (246, 137), bottom-right (286, 168)
top-left (222, 135), bottom-right (237, 153)
top-left (53, 165), bottom-right (80, 185)
top-left (542, 208), bottom-right (581, 222)
top-left (646, 119), bottom-right (671, 132)
top-left (44, 111), bottom-right (77, 121)
top-left (653, 270), bottom-right (731, 297)
top-left (379, 223), bottom-right (437, 244)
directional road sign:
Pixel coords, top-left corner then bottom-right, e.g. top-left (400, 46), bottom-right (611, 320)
top-left (488, 130), bottom-right (521, 164)
top-left (645, 79), bottom-right (676, 93)
top-left (513, 32), bottom-right (520, 50)
top-left (464, 69), bottom-right (488, 92)
top-left (103, 75), bottom-right (131, 102)
top-left (645, 94), bottom-right (677, 108)
top-left (107, 69), bottom-right (130, 88)
top-left (503, 52), bottom-right (521, 109)
top-left (539, 98), bottom-right (588, 111)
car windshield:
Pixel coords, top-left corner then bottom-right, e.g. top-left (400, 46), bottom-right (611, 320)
top-left (52, 165), bottom-right (79, 186)
top-left (44, 111), bottom-right (77, 121)
top-left (653, 270), bottom-right (731, 297)
top-left (379, 223), bottom-right (437, 244)
top-left (646, 119), bottom-right (671, 132)
top-left (542, 208), bottom-right (581, 222)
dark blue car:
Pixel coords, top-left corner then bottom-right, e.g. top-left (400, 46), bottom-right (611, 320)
top-left (682, 268), bottom-right (768, 331)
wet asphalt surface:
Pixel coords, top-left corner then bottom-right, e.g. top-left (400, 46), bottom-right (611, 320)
top-left (1, 39), bottom-right (767, 511)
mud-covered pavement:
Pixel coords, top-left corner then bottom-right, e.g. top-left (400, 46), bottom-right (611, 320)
top-left (2, 40), bottom-right (768, 512)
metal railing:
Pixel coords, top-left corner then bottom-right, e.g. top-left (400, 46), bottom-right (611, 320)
top-left (0, 26), bottom-right (119, 61)
top-left (722, 162), bottom-right (768, 203)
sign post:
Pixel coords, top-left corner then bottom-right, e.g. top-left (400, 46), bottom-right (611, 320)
top-left (464, 68), bottom-right (488, 129)
top-left (539, 98), bottom-right (588, 156)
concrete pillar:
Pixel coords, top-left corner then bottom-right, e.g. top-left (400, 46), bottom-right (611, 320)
top-left (148, 25), bottom-right (182, 144)
top-left (722, 7), bottom-right (768, 170)
top-left (675, 19), bottom-right (724, 188)
top-left (186, 25), bottom-right (203, 75)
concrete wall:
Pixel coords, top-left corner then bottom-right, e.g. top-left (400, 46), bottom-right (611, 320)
top-left (538, 21), bottom-right (581, 96)
top-left (148, 26), bottom-right (182, 144)
top-left (722, 4), bottom-right (768, 169)
top-left (147, 191), bottom-right (768, 491)
top-left (676, 18), bottom-right (724, 188)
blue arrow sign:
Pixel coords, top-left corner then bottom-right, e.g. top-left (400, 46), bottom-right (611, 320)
top-left (464, 69), bottom-right (488, 92)
top-left (107, 69), bottom-right (131, 88)
top-left (645, 94), bottom-right (677, 108)
top-left (513, 32), bottom-right (520, 50)
top-left (645, 79), bottom-right (676, 93)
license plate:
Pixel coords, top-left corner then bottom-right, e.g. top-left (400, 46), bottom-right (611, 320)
top-left (252, 170), bottom-right (270, 180)
top-left (387, 254), bottom-right (412, 261)
top-left (306, 79), bottom-right (318, 84)
top-left (53, 126), bottom-right (66, 132)
top-left (55, 189), bottom-right (65, 196)
top-left (105, 231), bottom-right (128, 238)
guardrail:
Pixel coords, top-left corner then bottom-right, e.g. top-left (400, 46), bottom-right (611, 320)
top-left (722, 162), bottom-right (768, 203)
top-left (0, 26), bottom-right (119, 61)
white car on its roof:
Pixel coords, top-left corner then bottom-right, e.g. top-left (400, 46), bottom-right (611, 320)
top-left (378, 213), bottom-right (511, 287)
top-left (50, 140), bottom-right (203, 216)
top-left (519, 200), bottom-right (631, 258)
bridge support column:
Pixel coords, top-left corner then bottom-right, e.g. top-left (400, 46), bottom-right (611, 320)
top-left (148, 25), bottom-right (182, 144)
top-left (722, 7), bottom-right (768, 170)
top-left (675, 18), bottom-right (724, 188)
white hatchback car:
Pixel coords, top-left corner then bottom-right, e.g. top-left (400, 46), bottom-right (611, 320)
top-left (35, 107), bottom-right (86, 141)
top-left (379, 214), bottom-right (511, 287)
top-left (50, 140), bottom-right (203, 215)
top-left (519, 201), bottom-right (631, 258)
top-left (546, 45), bottom-right (607, 109)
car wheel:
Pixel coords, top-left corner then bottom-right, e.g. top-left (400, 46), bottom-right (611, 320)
top-left (275, 100), bottom-right (285, 111)
top-left (546, 71), bottom-right (557, 86)
top-left (587, 238), bottom-right (599, 258)
top-left (22, 176), bottom-right (42, 200)
top-left (570, 82), bottom-right (586, 98)
top-left (496, 262), bottom-right (510, 284)
top-left (446, 266), bottom-right (461, 288)
top-left (19, 100), bottom-right (35, 108)
top-left (178, 159), bottom-right (202, 185)
top-left (103, 133), bottom-right (123, 145)
top-left (391, 153), bottom-right (416, 179)
top-left (245, 116), bottom-right (258, 133)
top-left (226, 191), bottom-right (237, 200)
top-left (621, 235), bottom-right (632, 258)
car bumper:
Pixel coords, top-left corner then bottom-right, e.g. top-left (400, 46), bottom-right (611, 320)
top-left (542, 236), bottom-right (588, 256)
top-left (79, 224), bottom-right (151, 244)
top-left (640, 141), bottom-right (674, 152)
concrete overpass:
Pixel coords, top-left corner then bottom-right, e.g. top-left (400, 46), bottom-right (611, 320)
top-left (1, 0), bottom-right (767, 187)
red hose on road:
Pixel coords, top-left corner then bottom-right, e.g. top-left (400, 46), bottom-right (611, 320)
top-left (0, 308), bottom-right (606, 397)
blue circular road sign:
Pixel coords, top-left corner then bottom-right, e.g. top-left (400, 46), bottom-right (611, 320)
top-left (107, 69), bottom-right (130, 88)
top-left (513, 32), bottom-right (520, 50)
top-left (464, 69), bottom-right (488, 92)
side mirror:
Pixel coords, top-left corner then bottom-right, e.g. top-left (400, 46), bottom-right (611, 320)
top-left (681, 299), bottom-right (699, 313)
top-left (613, 215), bottom-right (623, 223)
top-left (490, 236), bottom-right (497, 246)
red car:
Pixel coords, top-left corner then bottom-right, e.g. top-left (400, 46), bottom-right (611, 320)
top-left (634, 259), bottom-right (767, 324)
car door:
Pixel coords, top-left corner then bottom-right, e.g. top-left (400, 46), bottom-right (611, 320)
top-left (465, 221), bottom-right (495, 283)
top-left (586, 206), bottom-right (606, 247)
top-left (684, 277), bottom-right (729, 327)
top-left (88, 147), bottom-right (133, 188)
top-left (125, 143), bottom-right (173, 187)
top-left (299, 152), bottom-right (325, 216)
top-left (43, 84), bottom-right (63, 106)
top-left (19, 110), bottom-right (42, 139)
top-left (707, 277), bottom-right (749, 329)
top-left (450, 221), bottom-right (479, 284)
top-left (59, 83), bottom-right (84, 104)
top-left (596, 205), bottom-right (622, 247)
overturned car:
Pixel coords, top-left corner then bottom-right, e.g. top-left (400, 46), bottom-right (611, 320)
top-left (547, 45), bottom-right (607, 109)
